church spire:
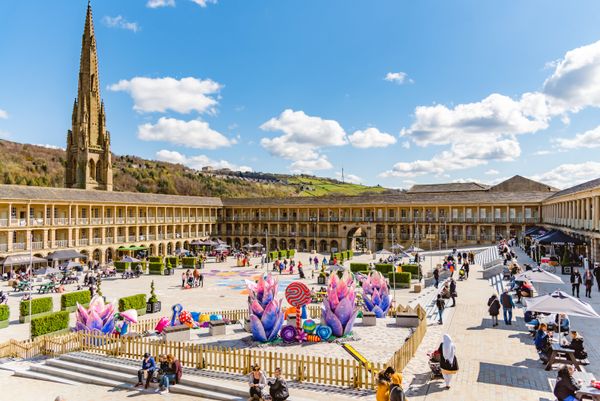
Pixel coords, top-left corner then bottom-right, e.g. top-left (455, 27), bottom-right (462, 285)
top-left (65, 1), bottom-right (113, 191)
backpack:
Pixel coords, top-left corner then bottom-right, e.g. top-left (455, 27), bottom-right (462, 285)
top-left (389, 385), bottom-right (406, 401)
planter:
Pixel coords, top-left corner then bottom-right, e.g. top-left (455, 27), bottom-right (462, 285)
top-left (136, 308), bottom-right (147, 317)
top-left (0, 320), bottom-right (8, 329)
top-left (146, 301), bottom-right (162, 314)
top-left (361, 312), bottom-right (377, 326)
top-left (209, 320), bottom-right (227, 336)
top-left (413, 284), bottom-right (422, 293)
top-left (395, 314), bottom-right (420, 328)
top-left (164, 325), bottom-right (192, 341)
top-left (20, 310), bottom-right (55, 324)
top-left (317, 275), bottom-right (326, 285)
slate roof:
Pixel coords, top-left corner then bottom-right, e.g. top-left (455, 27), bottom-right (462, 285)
top-left (0, 185), bottom-right (223, 207)
top-left (408, 182), bottom-right (490, 193)
top-left (547, 178), bottom-right (600, 200)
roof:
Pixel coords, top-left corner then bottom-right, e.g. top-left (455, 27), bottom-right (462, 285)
top-left (547, 177), bottom-right (600, 200)
top-left (490, 175), bottom-right (558, 193)
top-left (408, 182), bottom-right (489, 193)
top-left (0, 185), bottom-right (223, 207)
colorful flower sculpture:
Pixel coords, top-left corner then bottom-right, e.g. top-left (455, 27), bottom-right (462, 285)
top-left (322, 272), bottom-right (358, 337)
top-left (246, 274), bottom-right (285, 342)
top-left (361, 271), bottom-right (391, 318)
top-left (75, 295), bottom-right (116, 334)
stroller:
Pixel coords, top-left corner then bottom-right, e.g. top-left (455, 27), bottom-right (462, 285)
top-left (427, 350), bottom-right (443, 380)
top-left (458, 267), bottom-right (466, 281)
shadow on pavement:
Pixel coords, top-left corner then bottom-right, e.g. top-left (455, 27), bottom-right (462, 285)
top-left (477, 361), bottom-right (553, 392)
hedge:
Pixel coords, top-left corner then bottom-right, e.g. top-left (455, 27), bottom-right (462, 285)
top-left (387, 272), bottom-right (412, 288)
top-left (118, 294), bottom-right (146, 312)
top-left (131, 261), bottom-right (147, 273)
top-left (401, 264), bottom-right (421, 278)
top-left (61, 290), bottom-right (91, 310)
top-left (149, 262), bottom-right (164, 275)
top-left (20, 297), bottom-right (53, 318)
top-left (30, 311), bottom-right (69, 338)
top-left (278, 250), bottom-right (288, 259)
top-left (149, 256), bottom-right (162, 263)
top-left (114, 261), bottom-right (130, 272)
top-left (165, 257), bottom-right (179, 268)
top-left (182, 257), bottom-right (197, 268)
top-left (269, 251), bottom-right (278, 261)
top-left (288, 249), bottom-right (296, 258)
top-left (0, 305), bottom-right (9, 321)
top-left (350, 263), bottom-right (369, 273)
top-left (375, 264), bottom-right (394, 274)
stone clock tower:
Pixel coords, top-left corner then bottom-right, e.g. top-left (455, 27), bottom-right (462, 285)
top-left (65, 1), bottom-right (113, 191)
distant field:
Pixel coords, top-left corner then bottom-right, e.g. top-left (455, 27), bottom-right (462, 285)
top-left (288, 176), bottom-right (388, 196)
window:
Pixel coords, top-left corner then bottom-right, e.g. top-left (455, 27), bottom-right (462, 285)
top-left (10, 207), bottom-right (16, 218)
top-left (29, 208), bottom-right (34, 219)
top-left (46, 207), bottom-right (51, 219)
top-left (81, 208), bottom-right (87, 218)
top-left (480, 208), bottom-right (486, 218)
top-left (525, 208), bottom-right (532, 218)
top-left (452, 209), bottom-right (458, 219)
top-left (466, 208), bottom-right (473, 218)
top-left (495, 208), bottom-right (501, 218)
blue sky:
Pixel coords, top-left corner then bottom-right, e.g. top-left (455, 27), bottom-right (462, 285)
top-left (2, 1), bottom-right (600, 189)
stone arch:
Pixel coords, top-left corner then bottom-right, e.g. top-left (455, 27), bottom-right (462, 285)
top-left (234, 237), bottom-right (241, 249)
top-left (105, 247), bottom-right (114, 263)
top-left (279, 239), bottom-right (287, 250)
top-left (251, 238), bottom-right (258, 245)
top-left (260, 238), bottom-right (266, 248)
top-left (309, 239), bottom-right (316, 251)
top-left (226, 238), bottom-right (232, 246)
top-left (299, 239), bottom-right (307, 251)
top-left (289, 239), bottom-right (296, 249)
top-left (319, 240), bottom-right (328, 252)
top-left (183, 241), bottom-right (189, 250)
top-left (92, 248), bottom-right (102, 263)
top-left (330, 240), bottom-right (339, 251)
top-left (89, 159), bottom-right (96, 180)
top-left (158, 243), bottom-right (164, 255)
top-left (270, 238), bottom-right (278, 250)
top-left (149, 244), bottom-right (156, 256)
top-left (175, 241), bottom-right (181, 251)
top-left (243, 237), bottom-right (249, 246)
top-left (96, 159), bottom-right (102, 182)
top-left (167, 242), bottom-right (173, 255)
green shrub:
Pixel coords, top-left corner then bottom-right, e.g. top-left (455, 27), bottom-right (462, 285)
top-left (118, 294), bottom-right (146, 312)
top-left (149, 262), bottom-right (164, 275)
top-left (165, 257), bottom-right (179, 267)
top-left (30, 311), bottom-right (69, 338)
top-left (182, 257), bottom-right (197, 268)
top-left (387, 272), bottom-right (412, 288)
top-left (148, 281), bottom-right (159, 304)
top-left (61, 290), bottom-right (91, 309)
top-left (0, 305), bottom-right (9, 321)
top-left (401, 264), bottom-right (421, 278)
top-left (114, 261), bottom-right (130, 272)
top-left (375, 264), bottom-right (394, 274)
top-left (278, 250), bottom-right (288, 259)
top-left (350, 263), bottom-right (369, 273)
top-left (269, 251), bottom-right (278, 261)
top-left (149, 256), bottom-right (162, 263)
top-left (20, 297), bottom-right (53, 317)
top-left (288, 249), bottom-right (296, 258)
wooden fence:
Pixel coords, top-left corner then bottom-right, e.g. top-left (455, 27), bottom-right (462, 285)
top-left (0, 304), bottom-right (427, 390)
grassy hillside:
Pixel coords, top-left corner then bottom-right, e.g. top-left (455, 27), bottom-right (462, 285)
top-left (0, 140), bottom-right (393, 198)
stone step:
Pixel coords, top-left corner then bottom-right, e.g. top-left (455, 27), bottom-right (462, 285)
top-left (13, 369), bottom-right (79, 385)
top-left (29, 364), bottom-right (130, 389)
top-left (46, 358), bottom-right (242, 401)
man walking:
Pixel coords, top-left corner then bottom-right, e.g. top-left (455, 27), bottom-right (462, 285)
top-left (571, 268), bottom-right (582, 298)
top-left (433, 267), bottom-right (440, 288)
top-left (449, 278), bottom-right (457, 307)
top-left (594, 263), bottom-right (600, 292)
top-left (500, 289), bottom-right (515, 325)
top-left (436, 294), bottom-right (445, 325)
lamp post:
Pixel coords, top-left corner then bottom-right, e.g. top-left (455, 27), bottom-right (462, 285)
top-left (310, 216), bottom-right (317, 254)
top-left (265, 228), bottom-right (268, 268)
top-left (415, 210), bottom-right (420, 249)
top-left (29, 233), bottom-right (33, 339)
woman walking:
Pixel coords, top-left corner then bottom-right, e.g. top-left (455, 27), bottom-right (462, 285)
top-left (437, 334), bottom-right (458, 389)
top-left (584, 269), bottom-right (593, 298)
top-left (487, 293), bottom-right (501, 327)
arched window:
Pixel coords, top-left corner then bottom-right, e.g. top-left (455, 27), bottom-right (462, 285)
top-left (96, 160), bottom-right (102, 182)
top-left (89, 159), bottom-right (96, 180)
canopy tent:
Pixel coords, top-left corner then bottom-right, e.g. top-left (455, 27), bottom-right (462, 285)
top-left (326, 264), bottom-right (346, 272)
top-left (374, 249), bottom-right (393, 256)
top-left (243, 243), bottom-right (264, 249)
top-left (390, 243), bottom-right (405, 250)
top-left (514, 268), bottom-right (564, 284)
top-left (33, 266), bottom-right (60, 276)
top-left (46, 249), bottom-right (87, 261)
top-left (524, 227), bottom-right (549, 238)
top-left (121, 256), bottom-right (141, 263)
top-left (526, 290), bottom-right (600, 319)
top-left (406, 246), bottom-right (424, 253)
top-left (63, 261), bottom-right (82, 270)
top-left (534, 230), bottom-right (586, 246)
top-left (1, 254), bottom-right (48, 267)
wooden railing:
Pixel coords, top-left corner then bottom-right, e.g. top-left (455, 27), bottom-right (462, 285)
top-left (386, 305), bottom-right (428, 372)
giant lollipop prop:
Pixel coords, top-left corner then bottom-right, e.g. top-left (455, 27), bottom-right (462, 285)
top-left (285, 281), bottom-right (311, 342)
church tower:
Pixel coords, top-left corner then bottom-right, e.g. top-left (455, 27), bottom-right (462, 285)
top-left (65, 1), bottom-right (113, 191)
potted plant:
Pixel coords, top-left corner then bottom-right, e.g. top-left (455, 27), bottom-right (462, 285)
top-left (146, 280), bottom-right (161, 313)
top-left (317, 271), bottom-right (327, 285)
top-left (96, 276), bottom-right (106, 303)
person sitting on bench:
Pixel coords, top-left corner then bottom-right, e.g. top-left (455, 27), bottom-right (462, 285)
top-left (563, 331), bottom-right (587, 360)
top-left (516, 280), bottom-right (534, 303)
top-left (135, 352), bottom-right (156, 388)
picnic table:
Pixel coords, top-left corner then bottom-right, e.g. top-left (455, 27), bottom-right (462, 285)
top-left (12, 281), bottom-right (31, 292)
top-left (545, 343), bottom-right (582, 371)
top-left (574, 372), bottom-right (600, 400)
top-left (36, 282), bottom-right (56, 294)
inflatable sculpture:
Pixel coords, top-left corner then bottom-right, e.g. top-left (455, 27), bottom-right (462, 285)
top-left (115, 309), bottom-right (138, 336)
top-left (322, 271), bottom-right (358, 337)
top-left (246, 274), bottom-right (284, 342)
top-left (75, 295), bottom-right (116, 334)
top-left (361, 271), bottom-right (391, 318)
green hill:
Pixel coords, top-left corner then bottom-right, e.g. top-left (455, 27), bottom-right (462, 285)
top-left (0, 140), bottom-right (393, 198)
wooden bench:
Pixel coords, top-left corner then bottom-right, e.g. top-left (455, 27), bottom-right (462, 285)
top-left (545, 343), bottom-right (582, 371)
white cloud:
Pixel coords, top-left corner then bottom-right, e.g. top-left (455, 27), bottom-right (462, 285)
top-left (156, 149), bottom-right (251, 172)
top-left (348, 127), bottom-right (397, 148)
top-left (109, 77), bottom-right (221, 114)
top-left (35, 144), bottom-right (65, 150)
top-left (335, 171), bottom-right (363, 184)
top-left (191, 0), bottom-right (218, 7)
top-left (147, 0), bottom-right (175, 8)
top-left (0, 109), bottom-right (7, 119)
top-left (553, 125), bottom-right (600, 149)
top-left (530, 162), bottom-right (600, 189)
top-left (384, 72), bottom-right (413, 85)
top-left (138, 117), bottom-right (235, 149)
top-left (485, 169), bottom-right (499, 175)
top-left (533, 150), bottom-right (553, 156)
top-left (102, 15), bottom-right (140, 33)
top-left (289, 157), bottom-right (333, 173)
top-left (401, 141), bottom-right (410, 149)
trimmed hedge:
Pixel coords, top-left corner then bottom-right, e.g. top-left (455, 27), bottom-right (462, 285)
top-left (131, 261), bottom-right (147, 273)
top-left (20, 297), bottom-right (53, 317)
top-left (401, 264), bottom-right (421, 278)
top-left (165, 257), bottom-right (179, 268)
top-left (0, 305), bottom-right (9, 321)
top-left (278, 250), bottom-right (288, 259)
top-left (182, 257), bottom-right (197, 268)
top-left (114, 261), bottom-right (130, 272)
top-left (387, 272), bottom-right (412, 288)
top-left (149, 256), bottom-right (162, 263)
top-left (350, 263), bottom-right (369, 273)
top-left (30, 311), bottom-right (69, 338)
top-left (268, 251), bottom-right (278, 261)
top-left (288, 249), bottom-right (296, 258)
top-left (61, 290), bottom-right (91, 310)
top-left (149, 262), bottom-right (164, 275)
top-left (375, 264), bottom-right (394, 274)
top-left (118, 294), bottom-right (146, 312)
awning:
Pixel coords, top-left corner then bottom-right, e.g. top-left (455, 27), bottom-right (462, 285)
top-left (0, 254), bottom-right (48, 267)
top-left (535, 230), bottom-right (586, 246)
top-left (524, 227), bottom-right (549, 237)
top-left (47, 249), bottom-right (87, 260)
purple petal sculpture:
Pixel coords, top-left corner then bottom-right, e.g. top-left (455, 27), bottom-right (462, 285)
top-left (322, 272), bottom-right (358, 337)
top-left (361, 271), bottom-right (391, 318)
top-left (246, 274), bottom-right (284, 342)
top-left (75, 295), bottom-right (116, 335)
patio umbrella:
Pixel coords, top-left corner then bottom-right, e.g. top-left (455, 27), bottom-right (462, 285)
top-left (64, 261), bottom-right (82, 270)
top-left (33, 267), bottom-right (59, 276)
top-left (121, 256), bottom-right (141, 263)
top-left (406, 246), bottom-right (424, 253)
top-left (326, 264), bottom-right (346, 272)
top-left (514, 268), bottom-right (564, 284)
top-left (374, 249), bottom-right (393, 255)
top-left (391, 244), bottom-right (405, 250)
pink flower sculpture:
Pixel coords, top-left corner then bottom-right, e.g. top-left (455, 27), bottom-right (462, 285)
top-left (75, 295), bottom-right (116, 335)
top-left (361, 271), bottom-right (391, 318)
top-left (322, 272), bottom-right (358, 337)
top-left (246, 274), bottom-right (284, 342)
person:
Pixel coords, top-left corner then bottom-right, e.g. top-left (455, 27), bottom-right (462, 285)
top-left (449, 278), bottom-right (457, 307)
top-left (159, 354), bottom-right (182, 393)
top-left (562, 331), bottom-right (588, 361)
top-left (181, 272), bottom-right (186, 288)
top-left (135, 352), bottom-right (156, 388)
top-left (436, 294), bottom-right (445, 325)
top-left (555, 313), bottom-right (570, 334)
top-left (500, 288), bottom-right (515, 325)
top-left (534, 323), bottom-right (552, 362)
top-left (298, 262), bottom-right (305, 279)
top-left (248, 365), bottom-right (267, 400)
top-left (516, 280), bottom-right (534, 303)
top-left (584, 269), bottom-right (593, 298)
top-left (553, 365), bottom-right (581, 401)
top-left (463, 261), bottom-right (469, 279)
top-left (384, 367), bottom-right (405, 401)
top-left (594, 263), bottom-right (600, 292)
top-left (437, 334), bottom-right (458, 389)
top-left (267, 367), bottom-right (289, 401)
top-left (487, 293), bottom-right (501, 327)
top-left (433, 267), bottom-right (440, 288)
top-left (375, 370), bottom-right (390, 401)
top-left (571, 268), bottom-right (582, 298)
top-left (193, 268), bottom-right (201, 287)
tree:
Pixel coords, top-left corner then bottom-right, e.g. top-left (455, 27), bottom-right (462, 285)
top-left (148, 280), bottom-right (159, 304)
top-left (561, 247), bottom-right (571, 267)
